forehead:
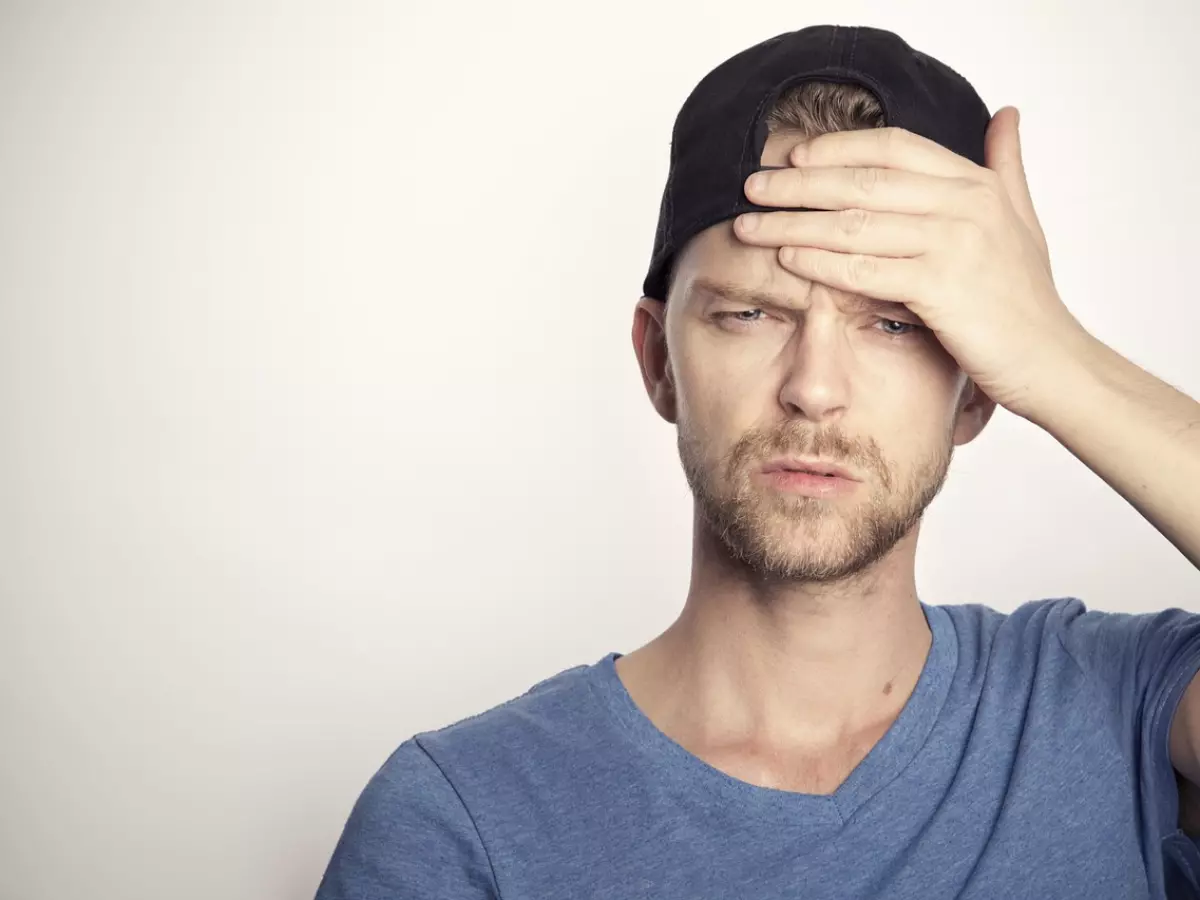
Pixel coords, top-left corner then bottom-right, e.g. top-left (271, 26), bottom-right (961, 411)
top-left (759, 131), bottom-right (808, 166)
top-left (677, 255), bottom-right (912, 319)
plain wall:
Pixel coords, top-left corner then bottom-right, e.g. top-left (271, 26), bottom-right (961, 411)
top-left (2, 2), bottom-right (1198, 898)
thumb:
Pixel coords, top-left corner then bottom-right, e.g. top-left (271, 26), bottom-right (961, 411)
top-left (985, 107), bottom-right (1048, 255)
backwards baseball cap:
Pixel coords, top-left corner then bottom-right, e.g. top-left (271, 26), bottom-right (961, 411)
top-left (642, 24), bottom-right (992, 301)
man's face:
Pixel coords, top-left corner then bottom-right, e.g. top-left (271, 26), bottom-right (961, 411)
top-left (645, 134), bottom-right (992, 582)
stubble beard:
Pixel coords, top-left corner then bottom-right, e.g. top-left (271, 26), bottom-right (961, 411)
top-left (677, 417), bottom-right (954, 583)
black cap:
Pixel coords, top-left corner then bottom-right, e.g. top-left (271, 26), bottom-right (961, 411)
top-left (642, 24), bottom-right (992, 301)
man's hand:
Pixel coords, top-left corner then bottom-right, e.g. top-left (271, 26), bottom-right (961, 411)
top-left (733, 109), bottom-right (1200, 804)
top-left (731, 107), bottom-right (1093, 420)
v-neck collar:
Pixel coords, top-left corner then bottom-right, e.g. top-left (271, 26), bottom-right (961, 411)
top-left (587, 603), bottom-right (958, 827)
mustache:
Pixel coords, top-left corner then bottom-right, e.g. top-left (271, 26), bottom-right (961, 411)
top-left (724, 428), bottom-right (894, 491)
top-left (731, 429), bottom-right (861, 468)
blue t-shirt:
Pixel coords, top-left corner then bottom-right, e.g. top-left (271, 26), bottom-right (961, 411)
top-left (315, 598), bottom-right (1200, 898)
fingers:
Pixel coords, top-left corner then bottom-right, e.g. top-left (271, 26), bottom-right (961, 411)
top-left (789, 126), bottom-right (981, 178)
top-left (744, 164), bottom-right (967, 216)
top-left (734, 208), bottom-right (934, 258)
top-left (775, 246), bottom-right (926, 306)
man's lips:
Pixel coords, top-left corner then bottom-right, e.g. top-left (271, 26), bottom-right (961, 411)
top-left (760, 457), bottom-right (861, 481)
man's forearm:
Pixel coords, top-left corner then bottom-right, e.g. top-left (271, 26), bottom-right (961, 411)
top-left (1020, 332), bottom-right (1200, 570)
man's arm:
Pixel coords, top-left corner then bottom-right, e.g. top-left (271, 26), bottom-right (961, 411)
top-left (1017, 331), bottom-right (1200, 799)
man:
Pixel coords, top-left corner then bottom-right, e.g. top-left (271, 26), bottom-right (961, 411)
top-left (315, 25), bottom-right (1200, 898)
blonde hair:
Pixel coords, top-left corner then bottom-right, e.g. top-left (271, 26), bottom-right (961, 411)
top-left (764, 79), bottom-right (886, 138)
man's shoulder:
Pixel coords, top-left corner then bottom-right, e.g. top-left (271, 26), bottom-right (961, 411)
top-left (417, 657), bottom-right (596, 741)
top-left (382, 655), bottom-right (605, 789)
top-left (934, 594), bottom-right (1085, 639)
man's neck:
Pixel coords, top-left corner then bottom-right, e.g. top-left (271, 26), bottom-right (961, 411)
top-left (614, 537), bottom-right (932, 754)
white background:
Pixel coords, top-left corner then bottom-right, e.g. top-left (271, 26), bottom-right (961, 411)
top-left (2, 2), bottom-right (1198, 898)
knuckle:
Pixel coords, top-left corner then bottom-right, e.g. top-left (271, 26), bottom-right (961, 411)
top-left (839, 207), bottom-right (871, 236)
top-left (979, 167), bottom-right (1004, 191)
top-left (966, 177), bottom-right (1002, 214)
top-left (955, 216), bottom-right (988, 252)
top-left (853, 165), bottom-right (884, 194)
top-left (846, 253), bottom-right (876, 284)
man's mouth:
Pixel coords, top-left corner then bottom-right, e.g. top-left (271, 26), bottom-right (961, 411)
top-left (761, 458), bottom-right (860, 481)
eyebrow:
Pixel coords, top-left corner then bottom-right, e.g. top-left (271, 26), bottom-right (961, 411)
top-left (688, 276), bottom-right (913, 317)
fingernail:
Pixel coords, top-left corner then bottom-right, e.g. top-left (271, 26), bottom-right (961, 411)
top-left (739, 213), bottom-right (760, 232)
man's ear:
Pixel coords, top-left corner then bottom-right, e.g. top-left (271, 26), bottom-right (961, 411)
top-left (953, 378), bottom-right (997, 446)
top-left (632, 297), bottom-right (677, 423)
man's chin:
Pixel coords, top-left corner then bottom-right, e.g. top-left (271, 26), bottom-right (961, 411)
top-left (750, 496), bottom-right (855, 528)
top-left (731, 545), bottom-right (874, 582)
top-left (725, 518), bottom-right (852, 558)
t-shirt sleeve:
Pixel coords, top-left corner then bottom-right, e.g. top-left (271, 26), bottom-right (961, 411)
top-left (314, 738), bottom-right (499, 900)
top-left (1055, 600), bottom-right (1200, 828)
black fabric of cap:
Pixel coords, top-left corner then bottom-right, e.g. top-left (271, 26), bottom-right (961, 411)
top-left (642, 24), bottom-right (992, 301)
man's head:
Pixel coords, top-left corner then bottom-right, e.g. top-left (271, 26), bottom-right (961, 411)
top-left (633, 81), bottom-right (995, 583)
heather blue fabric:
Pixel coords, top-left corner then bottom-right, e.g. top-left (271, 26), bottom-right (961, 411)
top-left (315, 598), bottom-right (1200, 899)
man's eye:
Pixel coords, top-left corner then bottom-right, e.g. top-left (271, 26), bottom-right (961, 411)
top-left (877, 318), bottom-right (922, 337)
top-left (714, 310), bottom-right (767, 327)
top-left (714, 311), bottom-right (924, 337)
